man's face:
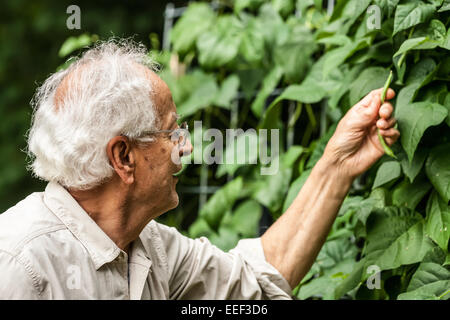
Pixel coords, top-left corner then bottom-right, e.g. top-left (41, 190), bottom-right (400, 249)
top-left (131, 71), bottom-right (191, 216)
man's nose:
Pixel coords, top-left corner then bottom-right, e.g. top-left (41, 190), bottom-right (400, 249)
top-left (179, 138), bottom-right (193, 158)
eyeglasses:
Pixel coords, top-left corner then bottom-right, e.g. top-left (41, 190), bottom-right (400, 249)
top-left (140, 121), bottom-right (189, 146)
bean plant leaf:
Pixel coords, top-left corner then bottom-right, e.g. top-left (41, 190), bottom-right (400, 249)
top-left (213, 74), bottom-right (240, 109)
top-left (393, 37), bottom-right (429, 57)
top-left (229, 200), bottom-right (262, 238)
top-left (239, 17), bottom-right (265, 65)
top-left (298, 237), bottom-right (358, 300)
top-left (260, 80), bottom-right (326, 129)
top-left (426, 192), bottom-right (450, 250)
top-left (399, 148), bottom-right (428, 183)
top-left (349, 67), bottom-right (390, 106)
top-left (200, 177), bottom-right (243, 230)
top-left (251, 167), bottom-right (292, 214)
top-left (282, 169), bottom-right (312, 212)
top-left (374, 220), bottom-right (435, 271)
top-left (322, 37), bottom-right (371, 77)
top-left (396, 101), bottom-right (447, 162)
top-left (170, 3), bottom-right (216, 54)
top-left (438, 0), bottom-right (450, 12)
top-left (392, 176), bottom-right (432, 210)
top-left (177, 77), bottom-right (219, 118)
top-left (425, 144), bottom-right (450, 202)
top-left (445, 93), bottom-right (450, 126)
top-left (251, 66), bottom-right (284, 117)
top-left (398, 262), bottom-right (450, 300)
top-left (393, 2), bottom-right (436, 36)
top-left (374, 0), bottom-right (400, 18)
top-left (216, 129), bottom-right (260, 178)
top-left (372, 161), bottom-right (402, 190)
top-left (196, 15), bottom-right (242, 68)
top-left (365, 207), bottom-right (434, 271)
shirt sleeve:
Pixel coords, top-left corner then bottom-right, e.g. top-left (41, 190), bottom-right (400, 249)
top-left (0, 250), bottom-right (41, 300)
top-left (154, 223), bottom-right (292, 300)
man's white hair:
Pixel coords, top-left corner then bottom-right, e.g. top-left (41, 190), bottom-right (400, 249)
top-left (26, 39), bottom-right (159, 190)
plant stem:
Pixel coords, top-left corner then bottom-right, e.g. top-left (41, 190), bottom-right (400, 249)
top-left (438, 289), bottom-right (450, 300)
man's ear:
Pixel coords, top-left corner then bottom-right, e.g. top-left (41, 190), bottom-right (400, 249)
top-left (106, 136), bottom-right (136, 185)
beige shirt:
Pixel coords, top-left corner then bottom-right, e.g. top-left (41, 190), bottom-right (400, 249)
top-left (0, 181), bottom-right (292, 300)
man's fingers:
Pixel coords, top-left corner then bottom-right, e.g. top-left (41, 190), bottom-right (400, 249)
top-left (379, 103), bottom-right (394, 119)
top-left (379, 128), bottom-right (400, 146)
top-left (377, 118), bottom-right (396, 130)
top-left (384, 135), bottom-right (400, 146)
top-left (383, 88), bottom-right (396, 101)
top-left (378, 127), bottom-right (399, 136)
top-left (358, 88), bottom-right (395, 109)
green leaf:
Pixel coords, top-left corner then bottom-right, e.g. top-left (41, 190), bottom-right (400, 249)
top-left (322, 38), bottom-right (371, 77)
top-left (234, 0), bottom-right (265, 14)
top-left (239, 17), bottom-right (265, 65)
top-left (188, 218), bottom-right (213, 239)
top-left (398, 280), bottom-right (450, 299)
top-left (229, 200), bottom-right (262, 238)
top-left (376, 221), bottom-right (435, 271)
top-left (213, 74), bottom-right (240, 109)
top-left (372, 161), bottom-right (402, 190)
top-left (177, 77), bottom-right (219, 118)
top-left (349, 67), bottom-right (390, 106)
top-left (209, 227), bottom-right (240, 252)
top-left (282, 169), bottom-right (312, 212)
top-left (260, 80), bottom-right (326, 129)
top-left (250, 67), bottom-right (283, 117)
top-left (196, 15), bottom-right (242, 68)
top-left (438, 0), bottom-right (450, 12)
top-left (416, 19), bottom-right (447, 44)
top-left (365, 207), bottom-right (435, 271)
top-left (216, 129), bottom-right (260, 178)
top-left (408, 262), bottom-right (450, 292)
top-left (393, 37), bottom-right (429, 57)
top-left (393, 2), bottom-right (436, 36)
top-left (396, 101), bottom-right (447, 162)
top-left (58, 34), bottom-right (96, 58)
top-left (426, 192), bottom-right (450, 250)
top-left (445, 93), bottom-right (450, 126)
top-left (398, 262), bottom-right (450, 300)
top-left (392, 176), bottom-right (432, 210)
top-left (399, 148), bottom-right (427, 183)
top-left (298, 237), bottom-right (358, 300)
top-left (441, 28), bottom-right (450, 50)
top-left (170, 3), bottom-right (216, 54)
top-left (425, 144), bottom-right (450, 202)
top-left (374, 0), bottom-right (400, 18)
top-left (200, 177), bottom-right (243, 230)
top-left (252, 167), bottom-right (292, 214)
top-left (273, 26), bottom-right (316, 83)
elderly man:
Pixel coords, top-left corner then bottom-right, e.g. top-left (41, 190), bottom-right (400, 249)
top-left (0, 41), bottom-right (399, 299)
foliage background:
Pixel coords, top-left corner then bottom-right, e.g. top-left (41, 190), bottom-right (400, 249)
top-left (1, 0), bottom-right (449, 299)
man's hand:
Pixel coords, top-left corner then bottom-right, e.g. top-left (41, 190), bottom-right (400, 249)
top-left (323, 88), bottom-right (400, 179)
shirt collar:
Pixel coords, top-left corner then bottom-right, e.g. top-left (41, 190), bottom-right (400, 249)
top-left (43, 181), bottom-right (121, 270)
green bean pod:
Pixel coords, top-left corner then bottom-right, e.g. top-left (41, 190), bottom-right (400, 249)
top-left (378, 70), bottom-right (396, 159)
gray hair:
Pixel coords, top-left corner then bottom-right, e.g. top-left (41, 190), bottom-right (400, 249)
top-left (26, 39), bottom-right (159, 190)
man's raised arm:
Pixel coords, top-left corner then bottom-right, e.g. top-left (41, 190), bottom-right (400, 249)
top-left (261, 88), bottom-right (400, 289)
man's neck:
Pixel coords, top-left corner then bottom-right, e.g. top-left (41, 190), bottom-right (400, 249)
top-left (67, 182), bottom-right (148, 254)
